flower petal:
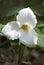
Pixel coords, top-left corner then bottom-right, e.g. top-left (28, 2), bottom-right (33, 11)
top-left (17, 7), bottom-right (37, 28)
top-left (19, 28), bottom-right (38, 47)
top-left (3, 30), bottom-right (20, 40)
top-left (32, 30), bottom-right (38, 45)
top-left (1, 21), bottom-right (20, 40)
top-left (1, 21), bottom-right (19, 33)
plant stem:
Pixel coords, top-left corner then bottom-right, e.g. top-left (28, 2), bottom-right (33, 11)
top-left (18, 44), bottom-right (25, 65)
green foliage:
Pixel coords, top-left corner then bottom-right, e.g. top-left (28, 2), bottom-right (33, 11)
top-left (35, 27), bottom-right (44, 47)
top-left (37, 34), bottom-right (44, 47)
top-left (0, 24), bottom-right (4, 32)
top-left (37, 23), bottom-right (44, 28)
top-left (10, 39), bottom-right (19, 53)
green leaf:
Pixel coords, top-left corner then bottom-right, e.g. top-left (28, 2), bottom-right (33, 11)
top-left (0, 24), bottom-right (4, 32)
top-left (37, 34), bottom-right (44, 47)
top-left (35, 27), bottom-right (41, 34)
top-left (35, 27), bottom-right (44, 47)
top-left (37, 23), bottom-right (44, 28)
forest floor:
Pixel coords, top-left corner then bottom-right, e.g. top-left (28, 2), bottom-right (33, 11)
top-left (0, 43), bottom-right (44, 65)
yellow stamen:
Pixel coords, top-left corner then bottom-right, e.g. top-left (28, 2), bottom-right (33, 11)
top-left (21, 23), bottom-right (28, 30)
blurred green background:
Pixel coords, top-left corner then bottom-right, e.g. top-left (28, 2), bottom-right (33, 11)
top-left (0, 0), bottom-right (44, 24)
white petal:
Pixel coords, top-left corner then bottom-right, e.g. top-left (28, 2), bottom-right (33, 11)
top-left (1, 21), bottom-right (20, 40)
top-left (19, 28), bottom-right (38, 47)
top-left (17, 7), bottom-right (37, 28)
top-left (1, 21), bottom-right (19, 33)
top-left (32, 30), bottom-right (38, 45)
top-left (3, 30), bottom-right (20, 40)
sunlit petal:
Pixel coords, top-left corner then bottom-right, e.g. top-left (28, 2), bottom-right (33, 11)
top-left (1, 21), bottom-right (19, 33)
top-left (17, 7), bottom-right (37, 28)
top-left (19, 28), bottom-right (38, 47)
top-left (32, 30), bottom-right (38, 45)
top-left (1, 21), bottom-right (20, 40)
top-left (2, 30), bottom-right (20, 40)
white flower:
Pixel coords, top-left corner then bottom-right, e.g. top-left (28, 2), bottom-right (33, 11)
top-left (1, 7), bottom-right (38, 47)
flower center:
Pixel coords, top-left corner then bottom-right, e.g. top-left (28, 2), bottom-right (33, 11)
top-left (21, 23), bottom-right (28, 30)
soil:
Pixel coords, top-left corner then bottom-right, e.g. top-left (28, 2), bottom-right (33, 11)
top-left (22, 47), bottom-right (44, 65)
top-left (0, 36), bottom-right (44, 65)
top-left (0, 36), bottom-right (17, 65)
top-left (0, 44), bottom-right (17, 65)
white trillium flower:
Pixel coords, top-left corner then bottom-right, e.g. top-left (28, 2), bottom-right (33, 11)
top-left (1, 7), bottom-right (38, 47)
